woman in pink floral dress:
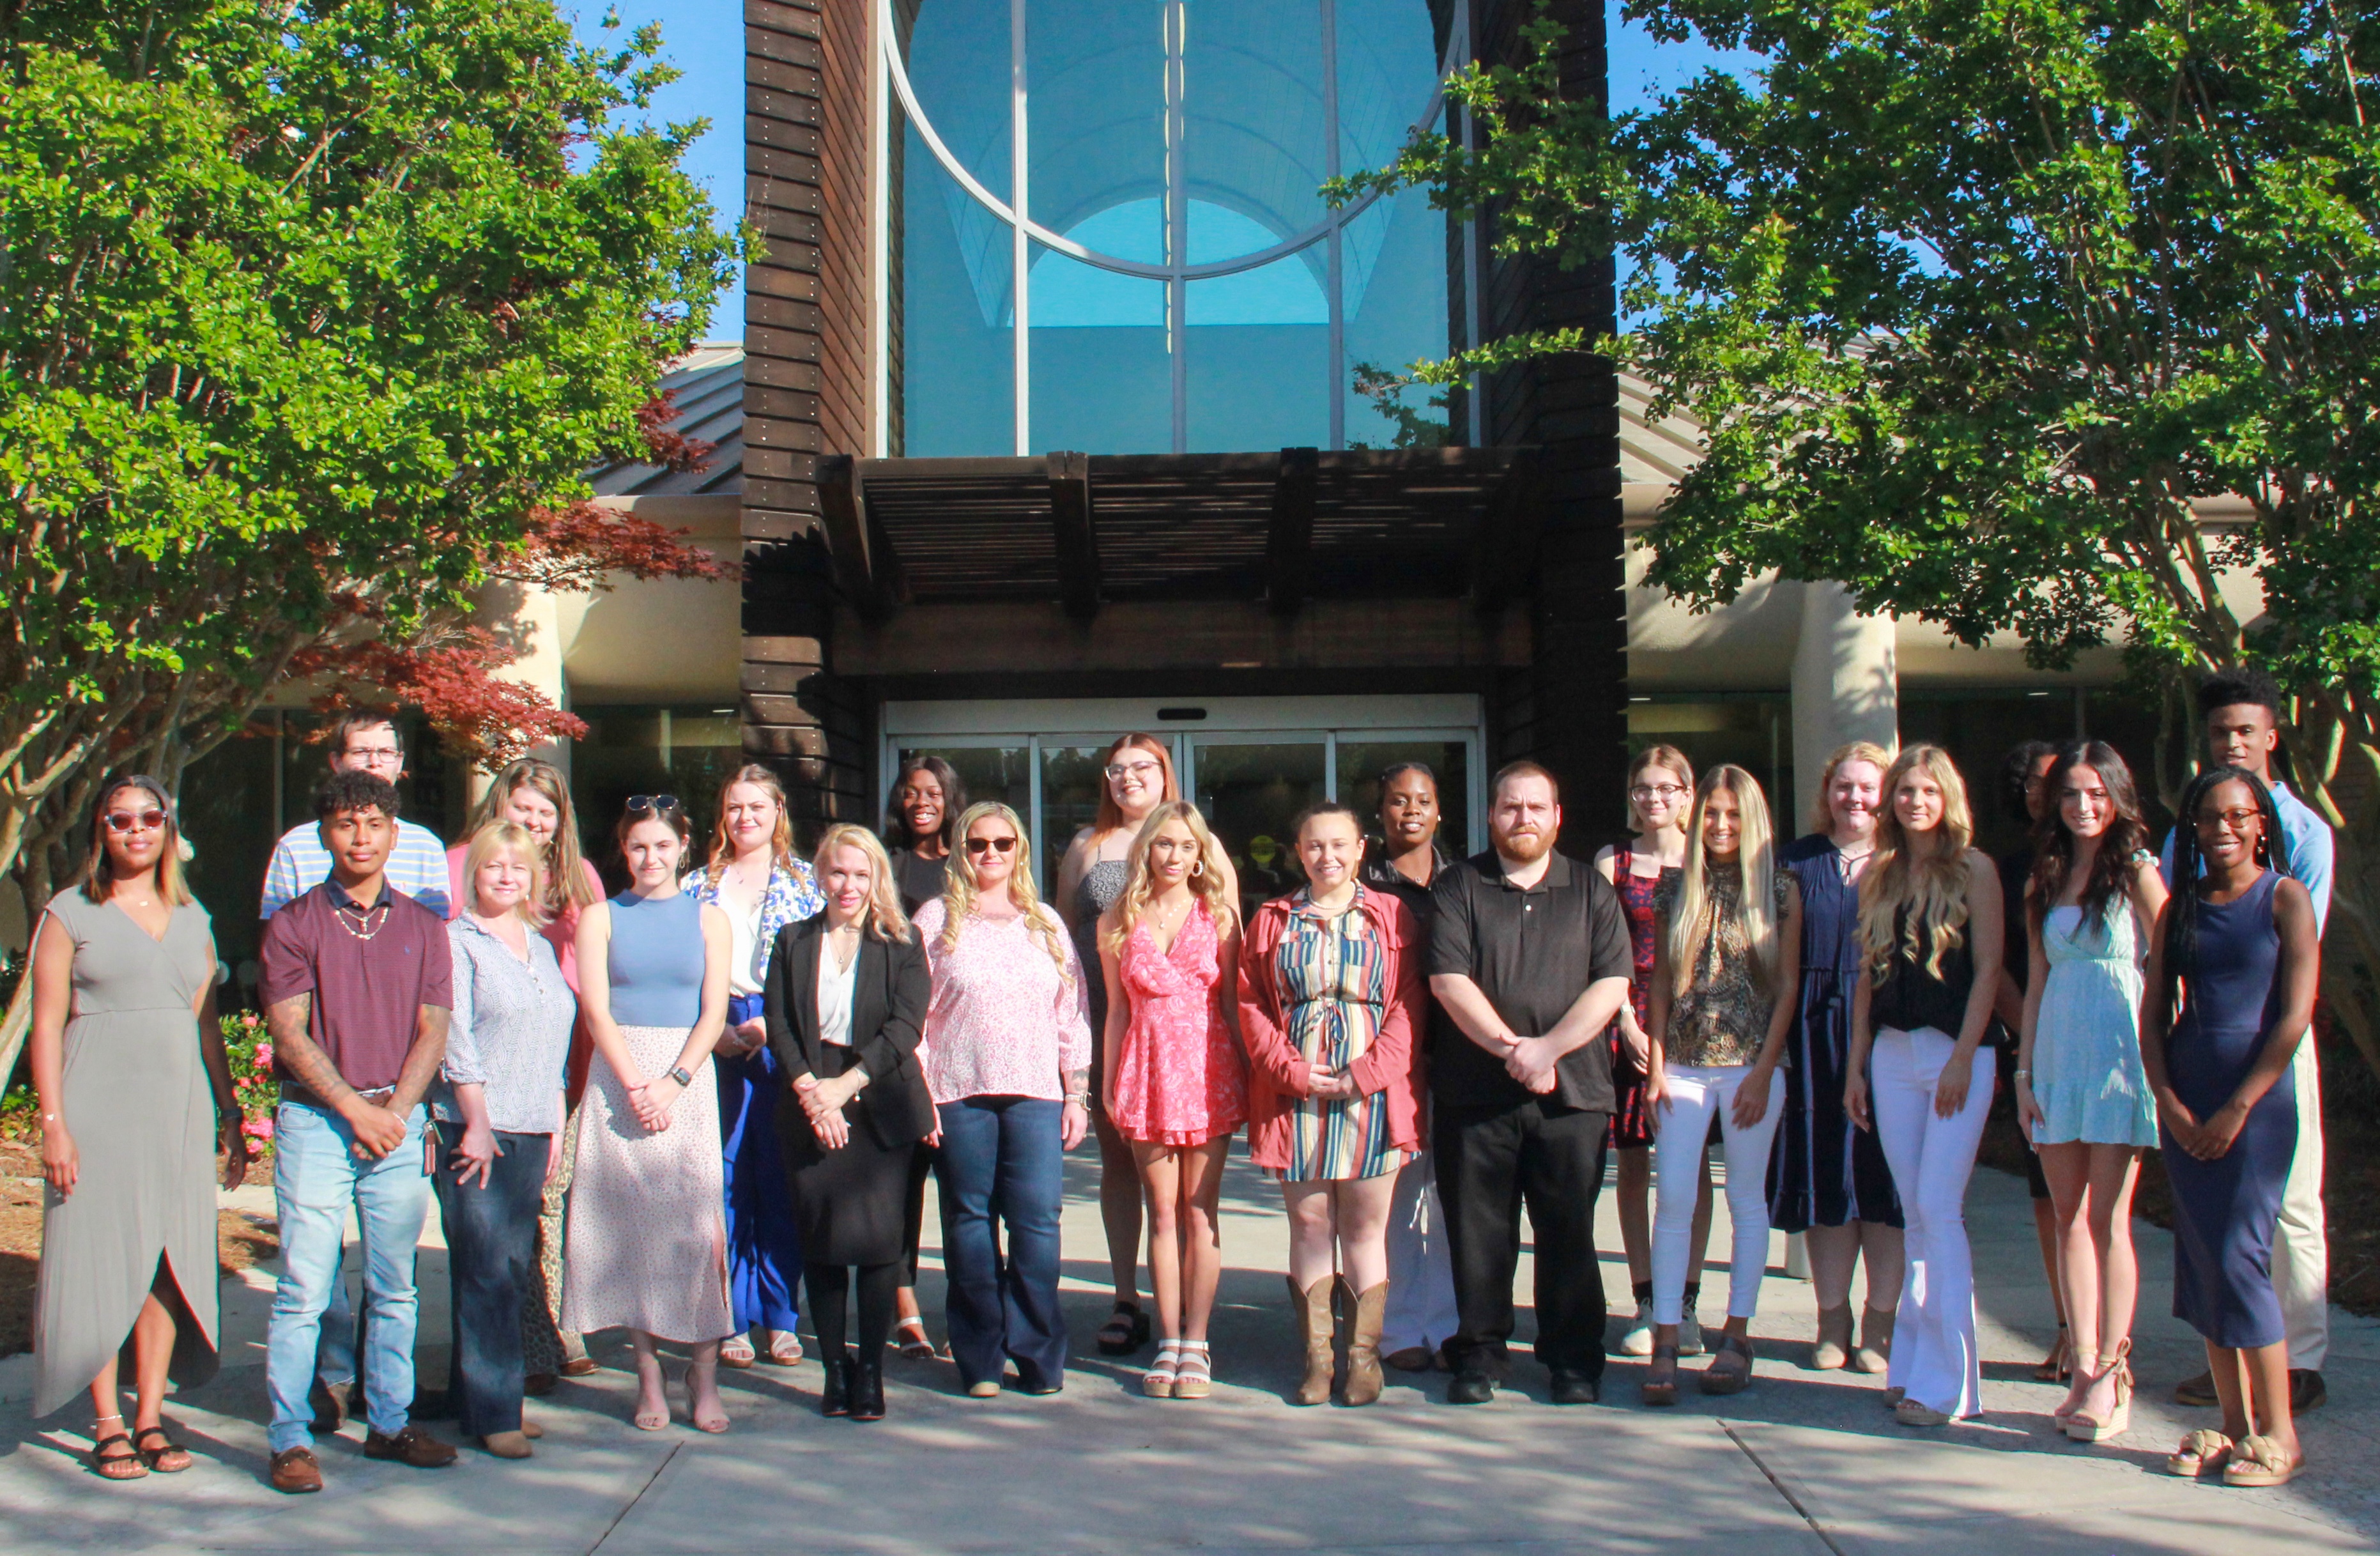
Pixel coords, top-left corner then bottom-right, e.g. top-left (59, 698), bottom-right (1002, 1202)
top-left (1098, 801), bottom-right (1247, 1399)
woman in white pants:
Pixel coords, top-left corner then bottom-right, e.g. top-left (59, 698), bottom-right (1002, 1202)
top-left (1846, 745), bottom-right (2003, 1427)
top-left (1640, 766), bottom-right (1800, 1401)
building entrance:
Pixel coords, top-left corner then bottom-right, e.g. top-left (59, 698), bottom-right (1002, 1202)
top-left (882, 695), bottom-right (1482, 920)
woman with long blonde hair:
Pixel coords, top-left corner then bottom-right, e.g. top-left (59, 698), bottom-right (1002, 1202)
top-left (1773, 741), bottom-right (1908, 1375)
top-left (916, 803), bottom-right (1093, 1396)
top-left (1098, 800), bottom-right (1248, 1399)
top-left (1845, 745), bottom-right (2002, 1426)
top-left (689, 764), bottom-right (824, 1369)
top-left (764, 824), bottom-right (932, 1422)
top-left (1639, 767), bottom-right (1800, 1401)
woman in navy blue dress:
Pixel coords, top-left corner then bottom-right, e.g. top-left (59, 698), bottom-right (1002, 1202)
top-left (2141, 767), bottom-right (2319, 1489)
top-left (1769, 743), bottom-right (1906, 1375)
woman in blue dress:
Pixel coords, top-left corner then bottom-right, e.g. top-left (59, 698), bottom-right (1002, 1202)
top-left (2013, 742), bottom-right (2166, 1442)
top-left (1769, 743), bottom-right (1905, 1375)
top-left (2140, 767), bottom-right (2319, 1489)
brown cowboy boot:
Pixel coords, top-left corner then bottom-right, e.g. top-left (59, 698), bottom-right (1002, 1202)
top-left (1288, 1275), bottom-right (1336, 1405)
top-left (1343, 1279), bottom-right (1390, 1406)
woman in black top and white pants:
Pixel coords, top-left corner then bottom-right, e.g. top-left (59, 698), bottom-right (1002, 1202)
top-left (1846, 746), bottom-right (2002, 1427)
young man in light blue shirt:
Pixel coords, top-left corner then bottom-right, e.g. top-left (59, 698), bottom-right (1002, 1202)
top-left (2157, 668), bottom-right (2334, 1414)
top-left (259, 713), bottom-right (449, 1433)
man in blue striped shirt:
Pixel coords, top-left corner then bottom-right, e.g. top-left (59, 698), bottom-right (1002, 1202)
top-left (260, 712), bottom-right (449, 1433)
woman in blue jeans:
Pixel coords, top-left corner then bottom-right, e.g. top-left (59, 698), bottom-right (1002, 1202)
top-left (433, 822), bottom-right (576, 1457)
top-left (914, 802), bottom-right (1094, 1396)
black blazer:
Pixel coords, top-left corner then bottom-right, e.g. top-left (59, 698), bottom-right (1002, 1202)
top-left (764, 916), bottom-right (935, 1147)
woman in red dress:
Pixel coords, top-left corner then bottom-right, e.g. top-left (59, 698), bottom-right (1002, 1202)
top-left (1098, 801), bottom-right (1247, 1401)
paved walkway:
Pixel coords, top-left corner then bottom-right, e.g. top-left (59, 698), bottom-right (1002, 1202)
top-left (3, 1152), bottom-right (2376, 1554)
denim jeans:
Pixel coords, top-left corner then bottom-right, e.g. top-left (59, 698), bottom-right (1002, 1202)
top-left (266, 1100), bottom-right (434, 1454)
top-left (934, 1097), bottom-right (1066, 1390)
top-left (431, 1123), bottom-right (549, 1437)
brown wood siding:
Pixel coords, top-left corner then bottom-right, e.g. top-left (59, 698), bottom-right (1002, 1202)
top-left (744, 0), bottom-right (872, 833)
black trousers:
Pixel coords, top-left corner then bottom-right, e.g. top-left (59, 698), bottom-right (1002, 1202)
top-left (1435, 1100), bottom-right (1611, 1378)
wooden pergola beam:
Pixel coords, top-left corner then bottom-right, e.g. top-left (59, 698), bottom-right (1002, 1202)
top-left (1048, 449), bottom-right (1099, 620)
top-left (818, 454), bottom-right (896, 622)
top-left (1268, 446), bottom-right (1319, 617)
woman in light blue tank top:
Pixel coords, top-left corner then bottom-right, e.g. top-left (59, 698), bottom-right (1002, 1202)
top-left (564, 799), bottom-right (734, 1433)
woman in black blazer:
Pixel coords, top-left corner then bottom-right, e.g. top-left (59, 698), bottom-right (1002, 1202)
top-left (767, 824), bottom-right (933, 1422)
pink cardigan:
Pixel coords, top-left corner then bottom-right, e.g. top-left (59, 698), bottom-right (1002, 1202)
top-left (1236, 887), bottom-right (1424, 1172)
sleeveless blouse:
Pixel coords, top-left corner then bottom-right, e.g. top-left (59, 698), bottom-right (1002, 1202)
top-left (606, 889), bottom-right (707, 1028)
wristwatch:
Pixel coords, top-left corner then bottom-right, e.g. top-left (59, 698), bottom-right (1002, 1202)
top-left (666, 1065), bottom-right (695, 1088)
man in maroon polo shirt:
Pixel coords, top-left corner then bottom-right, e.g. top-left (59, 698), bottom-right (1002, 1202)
top-left (257, 771), bottom-right (457, 1493)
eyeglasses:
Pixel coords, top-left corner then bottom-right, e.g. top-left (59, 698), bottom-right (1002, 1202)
top-left (104, 809), bottom-right (168, 833)
top-left (1629, 783), bottom-right (1689, 802)
top-left (964, 836), bottom-right (1018, 856)
top-left (2195, 807), bottom-right (2262, 836)
top-left (626, 794), bottom-right (682, 814)
top-left (1104, 759), bottom-right (1163, 781)
top-left (345, 746), bottom-right (403, 767)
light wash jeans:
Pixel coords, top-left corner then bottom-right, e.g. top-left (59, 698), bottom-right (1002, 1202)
top-left (266, 1100), bottom-right (433, 1454)
top-left (1381, 1150), bottom-right (1460, 1356)
top-left (1869, 1028), bottom-right (1992, 1419)
top-left (1652, 1065), bottom-right (1783, 1325)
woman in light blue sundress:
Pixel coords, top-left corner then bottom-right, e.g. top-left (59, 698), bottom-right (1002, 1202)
top-left (2015, 742), bottom-right (2168, 1445)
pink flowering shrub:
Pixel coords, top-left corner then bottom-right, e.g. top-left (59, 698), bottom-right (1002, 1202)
top-left (222, 1012), bottom-right (280, 1158)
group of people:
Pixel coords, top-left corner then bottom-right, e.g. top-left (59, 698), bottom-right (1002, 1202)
top-left (24, 667), bottom-right (2330, 1495)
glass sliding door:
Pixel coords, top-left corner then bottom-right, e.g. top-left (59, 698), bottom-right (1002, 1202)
top-left (1188, 737), bottom-right (1326, 921)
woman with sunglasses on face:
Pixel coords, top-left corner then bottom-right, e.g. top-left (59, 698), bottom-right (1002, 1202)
top-left (767, 826), bottom-right (933, 1423)
top-left (2014, 743), bottom-right (2166, 1442)
top-left (1240, 803), bottom-right (1424, 1406)
top-left (2142, 768), bottom-right (2318, 1489)
top-left (690, 766), bottom-right (825, 1371)
top-left (1845, 746), bottom-right (2003, 1428)
top-left (1100, 801), bottom-right (1248, 1399)
top-left (30, 778), bottom-right (247, 1479)
top-left (1595, 746), bottom-right (1716, 1360)
top-left (914, 804), bottom-right (1093, 1397)
top-left (1772, 742), bottom-right (1908, 1375)
top-left (564, 796), bottom-right (737, 1433)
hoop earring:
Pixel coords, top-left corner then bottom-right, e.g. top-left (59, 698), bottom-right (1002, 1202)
top-left (1190, 859), bottom-right (1204, 879)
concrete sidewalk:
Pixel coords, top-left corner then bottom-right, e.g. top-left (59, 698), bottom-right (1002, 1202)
top-left (4, 1151), bottom-right (2376, 1554)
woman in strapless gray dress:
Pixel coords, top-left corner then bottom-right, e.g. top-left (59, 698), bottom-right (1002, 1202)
top-left (29, 777), bottom-right (243, 1479)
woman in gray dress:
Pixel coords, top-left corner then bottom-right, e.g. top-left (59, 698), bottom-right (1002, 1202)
top-left (29, 776), bottom-right (246, 1479)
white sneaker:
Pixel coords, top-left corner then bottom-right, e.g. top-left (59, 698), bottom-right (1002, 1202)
top-left (1618, 1302), bottom-right (1655, 1357)
top-left (1678, 1312), bottom-right (1707, 1357)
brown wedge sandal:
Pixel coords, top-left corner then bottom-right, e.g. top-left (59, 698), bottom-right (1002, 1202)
top-left (1641, 1343), bottom-right (1681, 1406)
top-left (1700, 1333), bottom-right (1754, 1396)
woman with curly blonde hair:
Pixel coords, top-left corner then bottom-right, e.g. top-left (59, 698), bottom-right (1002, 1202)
top-left (914, 803), bottom-right (1094, 1396)
top-left (764, 824), bottom-right (930, 1422)
top-left (1098, 801), bottom-right (1247, 1399)
top-left (1845, 745), bottom-right (2003, 1427)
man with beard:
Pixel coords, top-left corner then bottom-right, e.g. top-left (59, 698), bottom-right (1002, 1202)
top-left (1427, 762), bottom-right (1634, 1405)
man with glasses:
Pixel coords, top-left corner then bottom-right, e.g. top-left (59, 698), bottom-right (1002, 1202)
top-left (2157, 668), bottom-right (2335, 1415)
top-left (259, 713), bottom-right (450, 1435)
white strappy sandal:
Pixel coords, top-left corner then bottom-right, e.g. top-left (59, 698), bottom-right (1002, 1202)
top-left (1143, 1340), bottom-right (1184, 1398)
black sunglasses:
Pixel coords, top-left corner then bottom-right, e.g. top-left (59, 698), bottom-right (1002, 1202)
top-left (964, 835), bottom-right (1018, 855)
top-left (626, 794), bottom-right (682, 815)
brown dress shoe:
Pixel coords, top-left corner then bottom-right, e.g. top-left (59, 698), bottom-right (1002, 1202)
top-left (2174, 1369), bottom-right (2218, 1407)
top-left (521, 1418), bottom-right (544, 1440)
top-left (270, 1446), bottom-right (324, 1494)
top-left (307, 1378), bottom-right (350, 1437)
top-left (479, 1431), bottom-right (533, 1460)
top-left (2289, 1369), bottom-right (2326, 1413)
top-left (364, 1425), bottom-right (458, 1468)
top-left (558, 1357), bottom-right (600, 1378)
top-left (1383, 1346), bottom-right (1434, 1373)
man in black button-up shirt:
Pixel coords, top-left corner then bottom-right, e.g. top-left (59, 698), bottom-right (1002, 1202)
top-left (1428, 762), bottom-right (1633, 1404)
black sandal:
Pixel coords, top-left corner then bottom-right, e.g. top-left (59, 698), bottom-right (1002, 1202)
top-left (1096, 1300), bottom-right (1151, 1356)
top-left (134, 1425), bottom-right (193, 1472)
top-left (91, 1430), bottom-right (147, 1481)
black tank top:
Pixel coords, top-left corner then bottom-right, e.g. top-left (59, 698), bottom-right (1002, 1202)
top-left (1870, 907), bottom-right (1981, 1040)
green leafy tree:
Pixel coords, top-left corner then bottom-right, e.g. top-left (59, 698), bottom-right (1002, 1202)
top-left (0, 0), bottom-right (738, 1068)
top-left (1349, 0), bottom-right (2380, 1070)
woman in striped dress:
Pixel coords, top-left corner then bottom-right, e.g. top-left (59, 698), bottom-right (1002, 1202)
top-left (1241, 804), bottom-right (1425, 1407)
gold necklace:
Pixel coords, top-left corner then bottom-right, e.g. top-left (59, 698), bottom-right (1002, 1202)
top-left (334, 900), bottom-right (390, 941)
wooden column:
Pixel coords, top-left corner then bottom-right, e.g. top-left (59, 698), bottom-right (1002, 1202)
top-left (744, 0), bottom-right (873, 833)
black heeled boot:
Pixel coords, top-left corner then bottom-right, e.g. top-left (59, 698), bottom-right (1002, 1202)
top-left (848, 1355), bottom-right (887, 1422)
top-left (819, 1352), bottom-right (853, 1418)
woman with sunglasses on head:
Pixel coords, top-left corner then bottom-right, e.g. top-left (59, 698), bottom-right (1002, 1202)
top-left (564, 796), bottom-right (737, 1433)
top-left (1100, 801), bottom-right (1248, 1399)
top-left (767, 826), bottom-right (933, 1423)
top-left (2142, 767), bottom-right (2317, 1488)
top-left (2013, 743), bottom-right (2166, 1442)
top-left (1772, 742), bottom-right (1908, 1375)
top-left (29, 778), bottom-right (247, 1479)
top-left (1594, 746), bottom-right (1716, 1359)
top-left (1639, 767), bottom-right (1799, 1402)
top-left (444, 757), bottom-right (606, 1390)
top-left (690, 766), bottom-right (825, 1371)
top-left (1845, 745), bottom-right (2002, 1427)
top-left (914, 803), bottom-right (1093, 1397)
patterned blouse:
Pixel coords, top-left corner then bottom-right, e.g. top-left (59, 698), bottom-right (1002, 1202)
top-left (690, 858), bottom-right (825, 987)
top-left (914, 897), bottom-right (1095, 1105)
top-left (1657, 862), bottom-right (1795, 1068)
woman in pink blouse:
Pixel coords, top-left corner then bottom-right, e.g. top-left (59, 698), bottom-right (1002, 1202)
top-left (915, 803), bottom-right (1094, 1398)
top-left (1098, 801), bottom-right (1247, 1401)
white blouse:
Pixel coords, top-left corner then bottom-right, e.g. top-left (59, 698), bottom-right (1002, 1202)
top-left (815, 939), bottom-right (859, 1047)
